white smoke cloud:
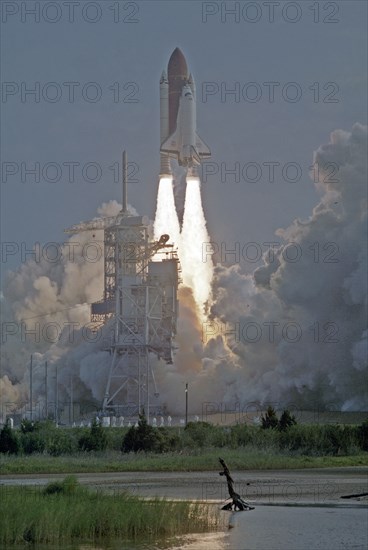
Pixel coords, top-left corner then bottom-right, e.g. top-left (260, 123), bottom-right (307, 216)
top-left (153, 124), bottom-right (367, 413)
top-left (0, 201), bottom-right (121, 415)
top-left (202, 123), bottom-right (367, 412)
top-left (1, 125), bottom-right (367, 418)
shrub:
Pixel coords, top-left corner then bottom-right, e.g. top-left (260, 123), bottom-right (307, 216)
top-left (18, 421), bottom-right (80, 456)
top-left (156, 427), bottom-right (180, 452)
top-left (209, 427), bottom-right (232, 448)
top-left (0, 422), bottom-right (20, 454)
top-left (43, 475), bottom-right (79, 495)
top-left (321, 425), bottom-right (344, 455)
top-left (21, 432), bottom-right (46, 454)
top-left (20, 419), bottom-right (40, 434)
top-left (121, 414), bottom-right (164, 453)
top-left (105, 426), bottom-right (129, 451)
top-left (48, 430), bottom-right (78, 456)
top-left (78, 419), bottom-right (108, 452)
top-left (357, 420), bottom-right (368, 451)
top-left (230, 424), bottom-right (253, 447)
top-left (183, 421), bottom-right (215, 448)
top-left (278, 424), bottom-right (362, 456)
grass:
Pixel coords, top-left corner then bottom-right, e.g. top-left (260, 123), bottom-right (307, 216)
top-left (1, 448), bottom-right (367, 475)
top-left (0, 477), bottom-right (221, 545)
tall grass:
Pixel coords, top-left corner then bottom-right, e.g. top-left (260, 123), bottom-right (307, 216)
top-left (0, 478), bottom-right (221, 545)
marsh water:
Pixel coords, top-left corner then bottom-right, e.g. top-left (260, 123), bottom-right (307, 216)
top-left (2, 469), bottom-right (367, 549)
top-left (4, 504), bottom-right (367, 550)
top-left (3, 532), bottom-right (227, 550)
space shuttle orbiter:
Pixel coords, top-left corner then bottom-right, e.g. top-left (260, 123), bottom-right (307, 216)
top-left (159, 48), bottom-right (211, 177)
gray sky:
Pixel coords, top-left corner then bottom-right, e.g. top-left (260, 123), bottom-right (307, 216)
top-left (1, 0), bottom-right (367, 274)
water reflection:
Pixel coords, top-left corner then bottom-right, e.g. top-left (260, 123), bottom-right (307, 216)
top-left (229, 505), bottom-right (368, 550)
top-left (6, 531), bottom-right (228, 550)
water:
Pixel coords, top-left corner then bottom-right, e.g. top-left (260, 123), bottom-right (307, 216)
top-left (4, 505), bottom-right (367, 550)
top-left (228, 504), bottom-right (368, 550)
top-left (3, 531), bottom-right (228, 550)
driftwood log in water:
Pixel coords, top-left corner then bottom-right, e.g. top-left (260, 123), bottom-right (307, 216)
top-left (219, 457), bottom-right (255, 511)
top-left (340, 492), bottom-right (368, 499)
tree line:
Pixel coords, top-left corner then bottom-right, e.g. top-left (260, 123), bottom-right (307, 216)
top-left (0, 409), bottom-right (367, 457)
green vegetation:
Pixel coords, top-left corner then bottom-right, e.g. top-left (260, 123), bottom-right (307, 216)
top-left (1, 418), bottom-right (367, 474)
top-left (261, 406), bottom-right (279, 429)
top-left (357, 419), bottom-right (368, 450)
top-left (0, 477), bottom-right (220, 545)
top-left (78, 418), bottom-right (108, 452)
top-left (0, 421), bottom-right (20, 454)
top-left (1, 448), bottom-right (367, 475)
top-left (122, 414), bottom-right (179, 453)
top-left (42, 474), bottom-right (79, 495)
top-left (261, 406), bottom-right (297, 431)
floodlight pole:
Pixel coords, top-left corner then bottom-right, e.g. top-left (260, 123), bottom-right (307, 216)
top-left (30, 355), bottom-right (33, 421)
top-left (185, 383), bottom-right (188, 426)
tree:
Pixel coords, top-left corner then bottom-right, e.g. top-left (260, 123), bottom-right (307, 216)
top-left (278, 410), bottom-right (297, 431)
top-left (121, 414), bottom-right (163, 453)
top-left (261, 406), bottom-right (279, 429)
top-left (0, 421), bottom-right (20, 454)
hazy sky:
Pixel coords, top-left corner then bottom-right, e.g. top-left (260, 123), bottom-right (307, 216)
top-left (1, 0), bottom-right (367, 275)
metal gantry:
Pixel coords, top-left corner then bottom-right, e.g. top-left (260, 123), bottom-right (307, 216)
top-left (100, 213), bottom-right (179, 421)
top-left (64, 152), bottom-right (179, 421)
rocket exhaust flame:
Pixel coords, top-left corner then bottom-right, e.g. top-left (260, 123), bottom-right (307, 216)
top-left (180, 177), bottom-right (213, 314)
top-left (153, 174), bottom-right (213, 315)
top-left (153, 176), bottom-right (181, 250)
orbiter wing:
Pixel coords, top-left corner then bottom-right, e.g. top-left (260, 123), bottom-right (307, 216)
top-left (195, 133), bottom-right (211, 159)
top-left (161, 131), bottom-right (211, 165)
top-left (161, 129), bottom-right (181, 157)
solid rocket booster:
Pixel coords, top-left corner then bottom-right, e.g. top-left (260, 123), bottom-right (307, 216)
top-left (159, 48), bottom-right (211, 176)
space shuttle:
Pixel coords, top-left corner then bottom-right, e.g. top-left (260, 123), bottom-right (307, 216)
top-left (159, 48), bottom-right (211, 177)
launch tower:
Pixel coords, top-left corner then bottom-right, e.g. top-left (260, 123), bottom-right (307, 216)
top-left (65, 152), bottom-right (179, 420)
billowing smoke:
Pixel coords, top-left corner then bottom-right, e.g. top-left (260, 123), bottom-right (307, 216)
top-left (153, 123), bottom-right (367, 413)
top-left (0, 201), bottom-right (122, 418)
top-left (1, 124), bottom-right (367, 417)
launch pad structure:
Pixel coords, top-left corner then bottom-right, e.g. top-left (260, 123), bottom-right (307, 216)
top-left (65, 152), bottom-right (179, 421)
top-left (63, 48), bottom-right (210, 421)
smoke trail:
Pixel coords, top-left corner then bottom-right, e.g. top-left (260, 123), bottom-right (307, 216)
top-left (153, 176), bottom-right (180, 248)
top-left (180, 176), bottom-right (213, 312)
